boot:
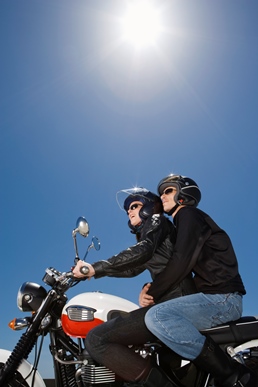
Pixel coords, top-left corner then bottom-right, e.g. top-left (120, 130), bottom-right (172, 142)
top-left (193, 337), bottom-right (257, 387)
top-left (142, 367), bottom-right (175, 387)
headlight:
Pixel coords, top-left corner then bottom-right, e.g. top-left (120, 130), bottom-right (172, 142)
top-left (17, 282), bottom-right (47, 312)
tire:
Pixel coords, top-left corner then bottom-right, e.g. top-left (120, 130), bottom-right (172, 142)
top-left (243, 348), bottom-right (258, 377)
top-left (0, 363), bottom-right (30, 386)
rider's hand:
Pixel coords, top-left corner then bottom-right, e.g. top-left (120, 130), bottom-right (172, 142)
top-left (139, 283), bottom-right (155, 307)
top-left (72, 260), bottom-right (95, 278)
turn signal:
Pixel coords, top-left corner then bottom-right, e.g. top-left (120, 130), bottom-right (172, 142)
top-left (8, 317), bottom-right (31, 331)
top-left (8, 318), bottom-right (17, 330)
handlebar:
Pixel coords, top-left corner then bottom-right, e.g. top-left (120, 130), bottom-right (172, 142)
top-left (43, 267), bottom-right (87, 290)
top-left (80, 266), bottom-right (89, 275)
top-left (74, 257), bottom-right (90, 276)
top-left (43, 263), bottom-right (90, 289)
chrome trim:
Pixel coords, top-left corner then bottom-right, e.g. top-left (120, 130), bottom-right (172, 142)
top-left (66, 305), bottom-right (96, 322)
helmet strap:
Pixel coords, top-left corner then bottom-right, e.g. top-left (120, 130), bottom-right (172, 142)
top-left (165, 197), bottom-right (185, 216)
top-left (165, 203), bottom-right (179, 216)
top-left (128, 220), bottom-right (144, 234)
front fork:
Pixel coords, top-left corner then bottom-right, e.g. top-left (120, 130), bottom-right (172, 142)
top-left (0, 331), bottom-right (38, 385)
top-left (0, 290), bottom-right (57, 385)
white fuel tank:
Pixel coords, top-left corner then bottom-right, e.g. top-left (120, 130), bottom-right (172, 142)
top-left (61, 291), bottom-right (139, 338)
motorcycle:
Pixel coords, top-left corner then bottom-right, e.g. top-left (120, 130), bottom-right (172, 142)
top-left (0, 217), bottom-right (258, 387)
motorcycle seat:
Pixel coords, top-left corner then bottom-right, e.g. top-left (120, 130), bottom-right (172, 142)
top-left (200, 316), bottom-right (258, 345)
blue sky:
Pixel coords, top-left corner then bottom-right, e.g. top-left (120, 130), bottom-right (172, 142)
top-left (0, 0), bottom-right (257, 379)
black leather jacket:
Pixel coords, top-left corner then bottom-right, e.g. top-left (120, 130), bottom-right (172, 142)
top-left (92, 214), bottom-right (196, 301)
top-left (148, 207), bottom-right (246, 302)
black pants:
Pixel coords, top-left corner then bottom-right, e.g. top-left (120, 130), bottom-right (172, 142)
top-left (85, 278), bottom-right (197, 382)
top-left (85, 306), bottom-right (156, 381)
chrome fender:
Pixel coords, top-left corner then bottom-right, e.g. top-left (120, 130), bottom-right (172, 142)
top-left (0, 349), bottom-right (46, 387)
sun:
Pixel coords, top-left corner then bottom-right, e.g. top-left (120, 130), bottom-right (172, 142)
top-left (122, 1), bottom-right (162, 48)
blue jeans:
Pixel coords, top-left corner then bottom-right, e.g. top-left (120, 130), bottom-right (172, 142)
top-left (145, 292), bottom-right (243, 360)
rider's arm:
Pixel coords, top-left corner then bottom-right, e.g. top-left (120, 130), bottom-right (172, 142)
top-left (104, 266), bottom-right (145, 278)
top-left (92, 215), bottom-right (168, 279)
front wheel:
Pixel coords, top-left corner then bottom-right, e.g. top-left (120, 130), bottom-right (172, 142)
top-left (242, 347), bottom-right (258, 378)
top-left (0, 349), bottom-right (46, 387)
top-left (0, 363), bottom-right (30, 386)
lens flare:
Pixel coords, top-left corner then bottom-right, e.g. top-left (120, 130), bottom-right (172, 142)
top-left (122, 2), bottom-right (162, 47)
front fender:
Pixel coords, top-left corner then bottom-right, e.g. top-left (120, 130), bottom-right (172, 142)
top-left (0, 349), bottom-right (46, 387)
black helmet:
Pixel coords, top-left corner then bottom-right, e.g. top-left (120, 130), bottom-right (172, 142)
top-left (119, 188), bottom-right (163, 233)
top-left (157, 175), bottom-right (201, 209)
top-left (124, 189), bottom-right (163, 220)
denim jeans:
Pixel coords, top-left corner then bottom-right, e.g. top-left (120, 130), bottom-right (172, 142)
top-left (145, 292), bottom-right (243, 360)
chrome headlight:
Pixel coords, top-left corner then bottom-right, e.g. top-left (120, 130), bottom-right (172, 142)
top-left (17, 282), bottom-right (47, 312)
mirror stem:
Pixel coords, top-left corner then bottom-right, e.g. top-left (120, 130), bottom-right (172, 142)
top-left (73, 234), bottom-right (79, 260)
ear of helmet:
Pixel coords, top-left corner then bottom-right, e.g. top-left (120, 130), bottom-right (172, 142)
top-left (139, 196), bottom-right (163, 220)
top-left (177, 193), bottom-right (196, 207)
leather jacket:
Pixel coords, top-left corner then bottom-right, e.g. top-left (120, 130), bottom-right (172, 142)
top-left (92, 214), bottom-right (196, 299)
top-left (148, 207), bottom-right (245, 302)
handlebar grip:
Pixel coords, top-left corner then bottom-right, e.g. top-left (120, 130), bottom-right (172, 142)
top-left (80, 266), bottom-right (89, 275)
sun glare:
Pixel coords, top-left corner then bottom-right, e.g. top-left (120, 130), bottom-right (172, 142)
top-left (122, 2), bottom-right (162, 48)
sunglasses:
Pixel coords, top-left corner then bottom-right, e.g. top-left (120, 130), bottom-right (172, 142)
top-left (162, 188), bottom-right (176, 195)
top-left (128, 203), bottom-right (143, 212)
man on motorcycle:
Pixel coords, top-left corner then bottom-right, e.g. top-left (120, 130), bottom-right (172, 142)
top-left (144, 174), bottom-right (256, 387)
top-left (73, 188), bottom-right (196, 386)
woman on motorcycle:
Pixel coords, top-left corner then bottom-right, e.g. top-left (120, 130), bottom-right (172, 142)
top-left (144, 174), bottom-right (255, 387)
top-left (73, 188), bottom-right (196, 386)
